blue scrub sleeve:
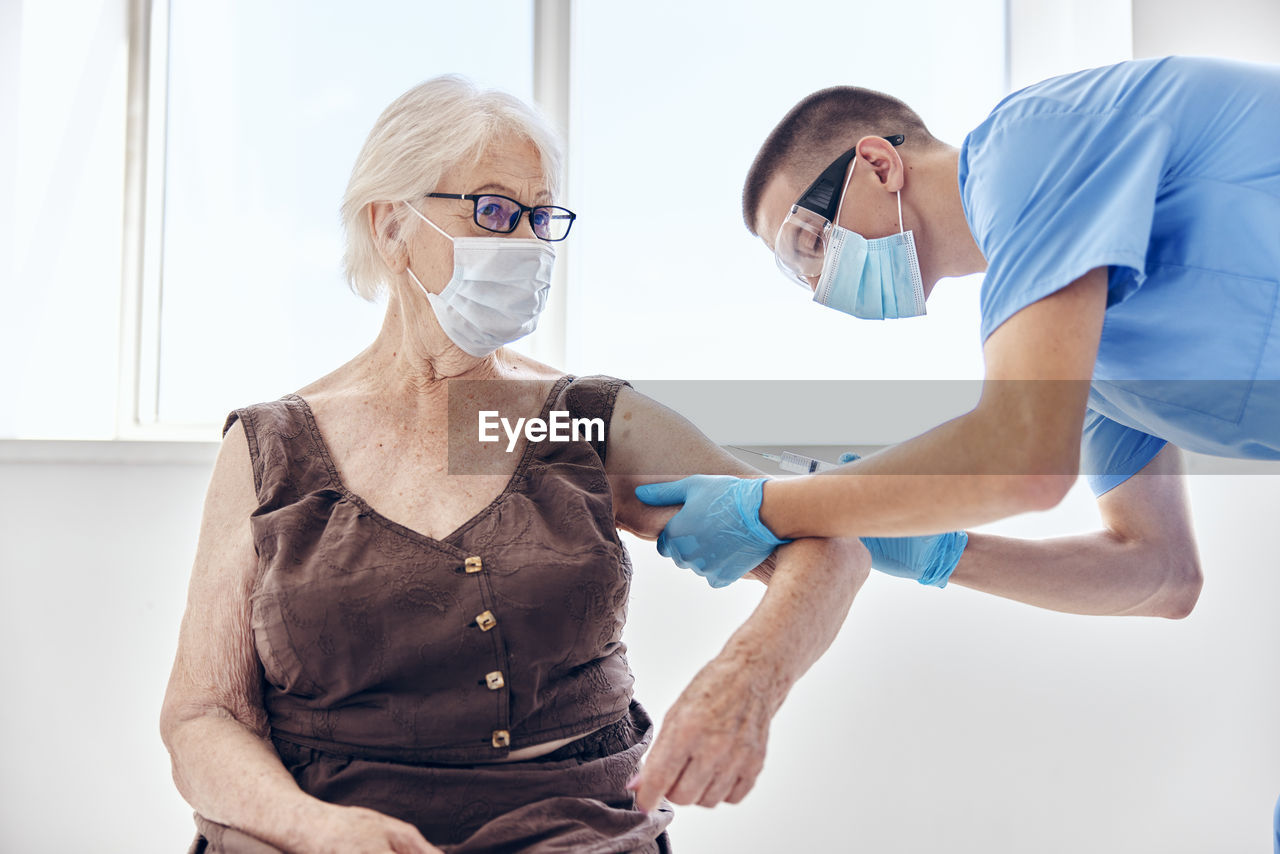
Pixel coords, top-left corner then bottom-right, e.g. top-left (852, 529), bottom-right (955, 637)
top-left (959, 103), bottom-right (1174, 341)
top-left (1081, 409), bottom-right (1168, 497)
top-left (1273, 790), bottom-right (1280, 854)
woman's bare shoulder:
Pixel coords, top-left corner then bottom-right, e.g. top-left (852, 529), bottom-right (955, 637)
top-left (497, 350), bottom-right (567, 383)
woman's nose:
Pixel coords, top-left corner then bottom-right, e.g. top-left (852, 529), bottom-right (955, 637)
top-left (501, 209), bottom-right (537, 241)
top-left (512, 212), bottom-right (539, 240)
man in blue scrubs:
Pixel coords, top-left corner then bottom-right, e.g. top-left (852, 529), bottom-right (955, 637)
top-left (630, 56), bottom-right (1280, 844)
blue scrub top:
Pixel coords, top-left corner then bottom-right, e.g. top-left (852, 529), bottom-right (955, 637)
top-left (957, 56), bottom-right (1280, 496)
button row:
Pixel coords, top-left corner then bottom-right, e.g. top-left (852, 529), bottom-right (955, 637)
top-left (462, 555), bottom-right (508, 749)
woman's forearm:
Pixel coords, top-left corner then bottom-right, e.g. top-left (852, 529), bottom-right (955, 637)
top-left (628, 535), bottom-right (870, 811)
top-left (723, 536), bottom-right (870, 708)
top-left (949, 530), bottom-right (1201, 619)
top-left (164, 709), bottom-right (326, 852)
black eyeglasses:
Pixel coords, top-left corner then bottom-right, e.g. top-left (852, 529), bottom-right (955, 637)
top-left (425, 192), bottom-right (577, 241)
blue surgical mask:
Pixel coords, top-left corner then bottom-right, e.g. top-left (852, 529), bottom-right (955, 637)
top-left (812, 168), bottom-right (925, 320)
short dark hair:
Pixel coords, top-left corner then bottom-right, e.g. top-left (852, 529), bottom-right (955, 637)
top-left (742, 86), bottom-right (939, 235)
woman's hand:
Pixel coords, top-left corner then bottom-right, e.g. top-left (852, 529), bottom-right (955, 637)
top-left (628, 536), bottom-right (869, 813)
top-left (628, 647), bottom-right (782, 812)
top-left (303, 804), bottom-right (442, 854)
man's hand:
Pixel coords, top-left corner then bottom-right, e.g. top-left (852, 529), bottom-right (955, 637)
top-left (627, 649), bottom-right (784, 812)
top-left (634, 475), bottom-right (790, 587)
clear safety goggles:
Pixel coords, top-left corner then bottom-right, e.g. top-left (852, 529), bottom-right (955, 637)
top-left (773, 134), bottom-right (904, 290)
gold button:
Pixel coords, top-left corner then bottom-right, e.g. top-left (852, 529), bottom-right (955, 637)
top-left (485, 671), bottom-right (505, 690)
top-left (491, 729), bottom-right (510, 748)
top-left (464, 556), bottom-right (483, 574)
top-left (475, 610), bottom-right (496, 631)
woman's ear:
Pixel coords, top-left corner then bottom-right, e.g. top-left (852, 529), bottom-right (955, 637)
top-left (369, 201), bottom-right (408, 273)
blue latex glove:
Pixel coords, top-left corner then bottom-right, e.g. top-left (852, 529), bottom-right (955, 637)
top-left (634, 475), bottom-right (791, 588)
top-left (837, 451), bottom-right (968, 588)
top-left (859, 531), bottom-right (968, 587)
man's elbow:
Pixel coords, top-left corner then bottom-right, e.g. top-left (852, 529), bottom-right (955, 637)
top-left (989, 428), bottom-right (1078, 513)
top-left (1155, 552), bottom-right (1203, 620)
top-left (1013, 472), bottom-right (1076, 513)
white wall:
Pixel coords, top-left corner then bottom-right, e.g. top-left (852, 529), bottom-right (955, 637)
top-left (1007, 0), bottom-right (1133, 90)
top-left (0, 452), bottom-right (215, 852)
top-left (1134, 0), bottom-right (1280, 63)
top-left (1, 454), bottom-right (1277, 853)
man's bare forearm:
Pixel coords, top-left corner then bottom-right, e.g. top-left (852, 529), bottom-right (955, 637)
top-left (761, 266), bottom-right (1109, 543)
top-left (922, 445), bottom-right (1200, 620)
top-left (761, 407), bottom-right (1073, 541)
top-left (950, 530), bottom-right (1201, 619)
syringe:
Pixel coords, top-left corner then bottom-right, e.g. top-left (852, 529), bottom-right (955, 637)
top-left (728, 446), bottom-right (847, 474)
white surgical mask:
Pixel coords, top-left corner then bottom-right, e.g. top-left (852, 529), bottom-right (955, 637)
top-left (402, 201), bottom-right (555, 357)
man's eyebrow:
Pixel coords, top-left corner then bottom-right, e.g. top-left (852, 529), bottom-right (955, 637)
top-left (472, 183), bottom-right (553, 204)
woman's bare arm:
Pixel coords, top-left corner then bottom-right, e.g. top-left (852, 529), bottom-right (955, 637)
top-left (159, 418), bottom-right (436, 854)
top-left (606, 384), bottom-right (861, 584)
top-left (604, 386), bottom-right (871, 809)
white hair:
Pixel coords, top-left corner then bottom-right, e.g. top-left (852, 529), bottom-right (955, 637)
top-left (340, 75), bottom-right (564, 301)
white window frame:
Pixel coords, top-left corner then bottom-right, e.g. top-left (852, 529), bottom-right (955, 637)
top-left (115, 0), bottom-right (171, 441)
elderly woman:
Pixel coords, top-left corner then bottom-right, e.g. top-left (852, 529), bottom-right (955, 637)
top-left (159, 76), bottom-right (871, 854)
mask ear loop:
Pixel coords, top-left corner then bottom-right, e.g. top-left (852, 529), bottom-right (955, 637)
top-left (834, 148), bottom-right (907, 235)
top-left (402, 200), bottom-right (455, 242)
top-left (400, 200), bottom-right (455, 300)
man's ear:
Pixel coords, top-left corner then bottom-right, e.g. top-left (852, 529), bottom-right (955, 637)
top-left (856, 136), bottom-right (905, 193)
top-left (369, 201), bottom-right (408, 273)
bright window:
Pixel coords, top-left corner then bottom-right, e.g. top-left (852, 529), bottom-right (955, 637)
top-left (156, 0), bottom-right (535, 426)
top-left (565, 0), bottom-right (1005, 386)
top-left (5, 1), bottom-right (1024, 441)
top-left (1, 0), bottom-right (128, 439)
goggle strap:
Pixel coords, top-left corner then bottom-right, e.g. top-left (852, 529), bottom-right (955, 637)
top-left (834, 155), bottom-right (855, 228)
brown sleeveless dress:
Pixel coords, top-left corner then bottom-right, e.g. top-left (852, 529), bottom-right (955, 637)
top-left (185, 374), bottom-right (674, 853)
